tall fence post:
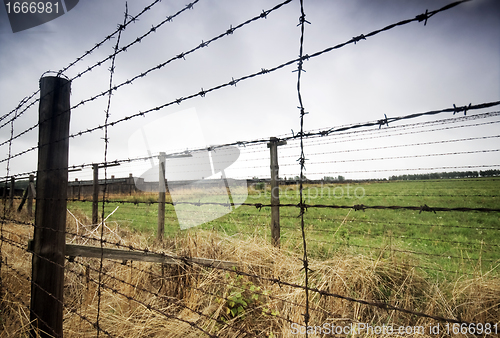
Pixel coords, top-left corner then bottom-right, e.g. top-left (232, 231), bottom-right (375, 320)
top-left (267, 137), bottom-right (287, 248)
top-left (92, 164), bottom-right (99, 225)
top-left (30, 76), bottom-right (71, 338)
top-left (158, 152), bottom-right (166, 241)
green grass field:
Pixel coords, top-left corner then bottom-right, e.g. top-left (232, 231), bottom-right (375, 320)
top-left (68, 177), bottom-right (500, 279)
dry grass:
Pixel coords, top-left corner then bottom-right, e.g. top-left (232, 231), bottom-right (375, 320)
top-left (0, 208), bottom-right (499, 337)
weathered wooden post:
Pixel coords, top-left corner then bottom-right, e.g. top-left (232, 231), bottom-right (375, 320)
top-left (30, 76), bottom-right (71, 338)
top-left (27, 174), bottom-right (34, 217)
top-left (158, 152), bottom-right (166, 241)
top-left (92, 164), bottom-right (99, 225)
top-left (17, 181), bottom-right (29, 213)
top-left (2, 179), bottom-right (6, 202)
top-left (267, 137), bottom-right (287, 248)
top-left (8, 176), bottom-right (15, 210)
top-left (128, 173), bottom-right (134, 195)
top-left (74, 178), bottom-right (81, 200)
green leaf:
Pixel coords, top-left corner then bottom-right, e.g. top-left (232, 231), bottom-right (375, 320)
top-left (237, 306), bottom-right (244, 315)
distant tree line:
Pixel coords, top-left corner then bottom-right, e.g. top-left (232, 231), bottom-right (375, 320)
top-left (323, 175), bottom-right (345, 182)
top-left (389, 170), bottom-right (500, 181)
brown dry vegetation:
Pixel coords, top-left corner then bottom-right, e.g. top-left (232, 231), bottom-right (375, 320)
top-left (1, 207), bottom-right (499, 337)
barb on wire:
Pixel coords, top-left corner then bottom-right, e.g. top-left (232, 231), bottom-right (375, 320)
top-left (378, 114), bottom-right (389, 128)
top-left (352, 33), bottom-right (366, 44)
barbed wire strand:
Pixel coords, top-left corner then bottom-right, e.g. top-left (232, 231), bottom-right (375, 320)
top-left (295, 0), bottom-right (311, 332)
top-left (95, 3), bottom-right (128, 336)
top-left (0, 88), bottom-right (23, 305)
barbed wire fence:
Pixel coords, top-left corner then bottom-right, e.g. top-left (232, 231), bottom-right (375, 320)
top-left (1, 0), bottom-right (499, 337)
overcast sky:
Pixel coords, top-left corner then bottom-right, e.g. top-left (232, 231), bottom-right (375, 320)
top-left (0, 0), bottom-right (499, 181)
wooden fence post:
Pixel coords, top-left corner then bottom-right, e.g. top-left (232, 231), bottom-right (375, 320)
top-left (2, 178), bottom-right (6, 202)
top-left (92, 164), bottom-right (99, 225)
top-left (128, 173), bottom-right (134, 195)
top-left (27, 174), bottom-right (34, 217)
top-left (17, 175), bottom-right (35, 216)
top-left (75, 178), bottom-right (81, 200)
top-left (267, 137), bottom-right (286, 248)
top-left (17, 183), bottom-right (29, 213)
top-left (158, 152), bottom-right (166, 241)
top-left (30, 76), bottom-right (71, 338)
top-left (8, 176), bottom-right (15, 210)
